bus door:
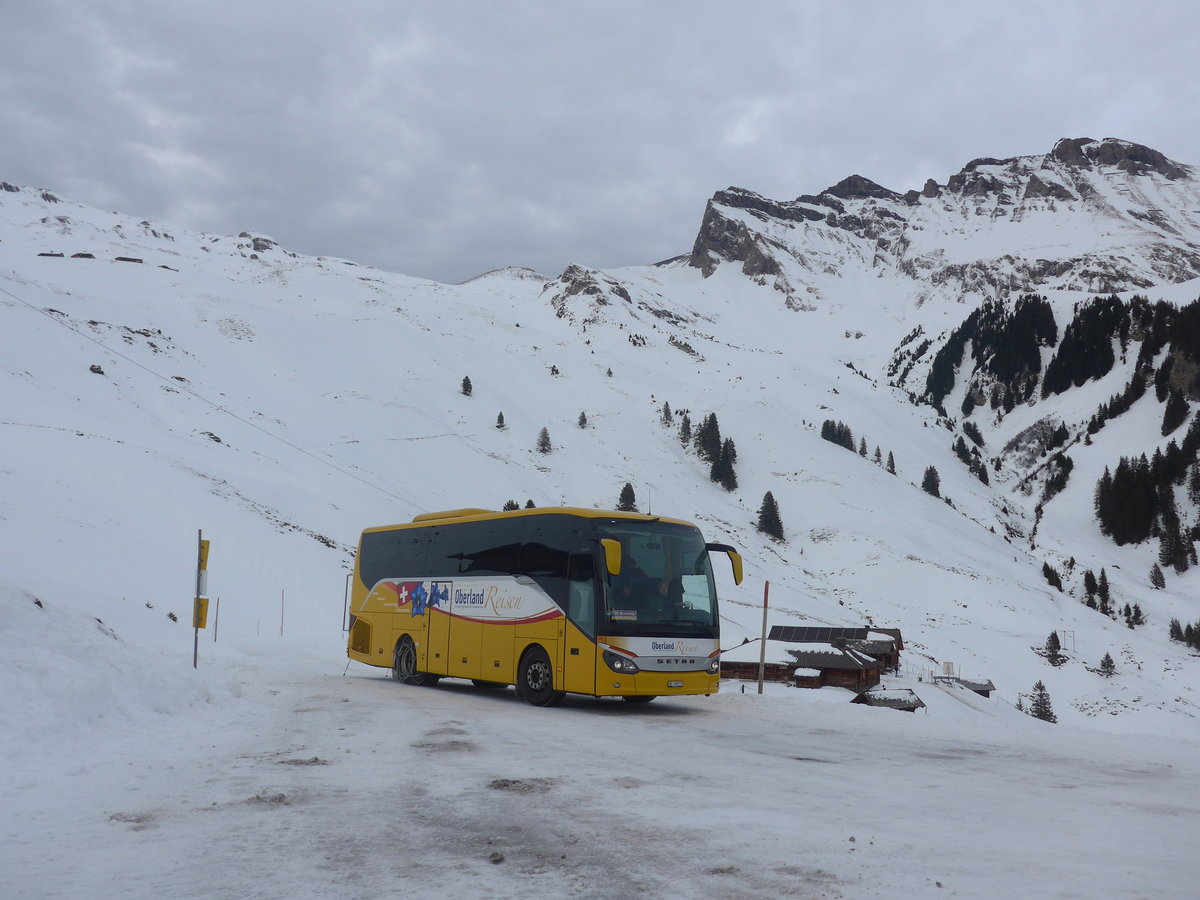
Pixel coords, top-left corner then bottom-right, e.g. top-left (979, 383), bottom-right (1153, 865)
top-left (422, 528), bottom-right (453, 676)
top-left (560, 549), bottom-right (598, 695)
top-left (447, 588), bottom-right (483, 681)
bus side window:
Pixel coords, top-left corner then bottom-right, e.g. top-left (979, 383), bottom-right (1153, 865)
top-left (359, 529), bottom-right (427, 587)
top-left (458, 521), bottom-right (522, 575)
top-left (425, 528), bottom-right (461, 575)
top-left (567, 552), bottom-right (597, 637)
top-left (519, 538), bottom-right (570, 606)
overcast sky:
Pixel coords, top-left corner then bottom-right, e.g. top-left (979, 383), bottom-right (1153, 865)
top-left (5, 1), bottom-right (1198, 284)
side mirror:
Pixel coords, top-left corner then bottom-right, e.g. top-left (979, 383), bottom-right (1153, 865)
top-left (706, 543), bottom-right (743, 585)
top-left (599, 538), bottom-right (622, 576)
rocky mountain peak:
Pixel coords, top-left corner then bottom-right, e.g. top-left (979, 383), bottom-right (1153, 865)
top-left (684, 137), bottom-right (1200, 309)
top-left (1049, 136), bottom-right (1189, 180)
top-left (822, 174), bottom-right (902, 203)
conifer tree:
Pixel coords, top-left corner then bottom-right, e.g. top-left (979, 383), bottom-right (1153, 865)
top-left (820, 420), bottom-right (855, 451)
top-left (1083, 569), bottom-right (1098, 598)
top-left (694, 413), bottom-right (722, 463)
top-left (1042, 563), bottom-right (1063, 592)
top-left (617, 482), bottom-right (637, 512)
top-left (1098, 568), bottom-right (1112, 616)
top-left (661, 402), bottom-right (673, 427)
top-left (858, 437), bottom-right (868, 457)
top-left (874, 446), bottom-right (882, 465)
top-left (1043, 631), bottom-right (1064, 666)
top-left (502, 499), bottom-right (519, 511)
top-left (461, 376), bottom-right (473, 396)
top-left (886, 451), bottom-right (896, 474)
top-left (525, 499), bottom-right (535, 508)
top-left (1150, 563), bottom-right (1165, 589)
top-left (1162, 388), bottom-right (1189, 436)
top-left (922, 466), bottom-right (941, 497)
top-left (678, 413), bottom-right (692, 446)
top-left (711, 438), bottom-right (738, 491)
top-left (578, 411), bottom-right (588, 429)
top-left (496, 411), bottom-right (505, 429)
top-left (756, 491), bottom-right (785, 541)
top-left (536, 427), bottom-right (552, 454)
top-left (1028, 680), bottom-right (1057, 723)
top-left (1099, 653), bottom-right (1116, 677)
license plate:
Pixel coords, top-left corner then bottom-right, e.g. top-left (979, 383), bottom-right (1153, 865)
top-left (667, 680), bottom-right (683, 688)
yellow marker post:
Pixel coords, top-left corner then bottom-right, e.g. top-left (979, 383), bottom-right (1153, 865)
top-left (193, 596), bottom-right (209, 629)
top-left (193, 532), bottom-right (211, 668)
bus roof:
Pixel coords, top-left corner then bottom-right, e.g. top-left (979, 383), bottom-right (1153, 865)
top-left (362, 506), bottom-right (695, 533)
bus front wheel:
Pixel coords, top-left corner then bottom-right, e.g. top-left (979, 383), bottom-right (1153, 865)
top-left (393, 636), bottom-right (439, 687)
top-left (518, 647), bottom-right (564, 707)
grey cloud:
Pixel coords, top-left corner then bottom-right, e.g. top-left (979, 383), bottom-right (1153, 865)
top-left (5, 0), bottom-right (1199, 283)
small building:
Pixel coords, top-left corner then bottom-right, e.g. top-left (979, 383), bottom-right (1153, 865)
top-left (934, 675), bottom-right (996, 698)
top-left (852, 688), bottom-right (926, 712)
top-left (790, 666), bottom-right (822, 689)
top-left (718, 638), bottom-right (797, 682)
top-left (846, 638), bottom-right (900, 671)
top-left (786, 647), bottom-right (881, 692)
top-left (767, 625), bottom-right (903, 672)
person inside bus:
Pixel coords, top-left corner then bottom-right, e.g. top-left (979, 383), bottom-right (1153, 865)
top-left (613, 553), bottom-right (660, 611)
top-left (613, 553), bottom-right (685, 617)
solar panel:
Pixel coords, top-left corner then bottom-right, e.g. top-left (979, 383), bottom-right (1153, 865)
top-left (768, 625), bottom-right (869, 643)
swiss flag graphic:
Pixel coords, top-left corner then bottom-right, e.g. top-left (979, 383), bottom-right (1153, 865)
top-left (381, 581), bottom-right (423, 609)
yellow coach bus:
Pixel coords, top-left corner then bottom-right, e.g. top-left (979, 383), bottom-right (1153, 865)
top-left (346, 507), bottom-right (742, 706)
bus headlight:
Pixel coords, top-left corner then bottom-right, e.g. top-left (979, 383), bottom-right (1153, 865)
top-left (706, 657), bottom-right (720, 675)
top-left (603, 650), bottom-right (640, 674)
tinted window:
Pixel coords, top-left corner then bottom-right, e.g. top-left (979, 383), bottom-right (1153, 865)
top-left (597, 520), bottom-right (718, 638)
top-left (358, 528), bottom-right (427, 588)
top-left (457, 520), bottom-right (523, 575)
top-left (425, 527), bottom-right (464, 573)
top-left (361, 513), bottom-right (587, 608)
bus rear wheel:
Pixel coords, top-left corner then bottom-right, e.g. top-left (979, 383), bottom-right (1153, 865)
top-left (518, 647), bottom-right (564, 707)
top-left (393, 636), bottom-right (439, 687)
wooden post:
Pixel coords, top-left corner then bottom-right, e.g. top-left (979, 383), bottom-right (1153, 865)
top-left (757, 580), bottom-right (770, 694)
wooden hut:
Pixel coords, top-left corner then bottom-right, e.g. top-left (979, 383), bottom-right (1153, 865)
top-left (785, 647), bottom-right (881, 692)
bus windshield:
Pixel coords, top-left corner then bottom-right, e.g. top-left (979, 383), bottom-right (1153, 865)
top-left (598, 520), bottom-right (718, 637)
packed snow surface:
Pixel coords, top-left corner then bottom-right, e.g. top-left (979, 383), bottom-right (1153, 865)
top-left (3, 587), bottom-right (1197, 900)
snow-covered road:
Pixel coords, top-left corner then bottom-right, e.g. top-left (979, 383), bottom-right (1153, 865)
top-left (4, 638), bottom-right (1196, 899)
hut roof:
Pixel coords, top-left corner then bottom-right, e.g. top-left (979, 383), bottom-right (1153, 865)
top-left (786, 647), bottom-right (877, 670)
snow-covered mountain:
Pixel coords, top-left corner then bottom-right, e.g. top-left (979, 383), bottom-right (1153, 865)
top-left (686, 136), bottom-right (1200, 313)
top-left (2, 137), bottom-right (1199, 743)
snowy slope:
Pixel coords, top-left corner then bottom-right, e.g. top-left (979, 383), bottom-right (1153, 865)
top-left (2, 144), bottom-right (1200, 896)
top-left (3, 161), bottom-right (1199, 728)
